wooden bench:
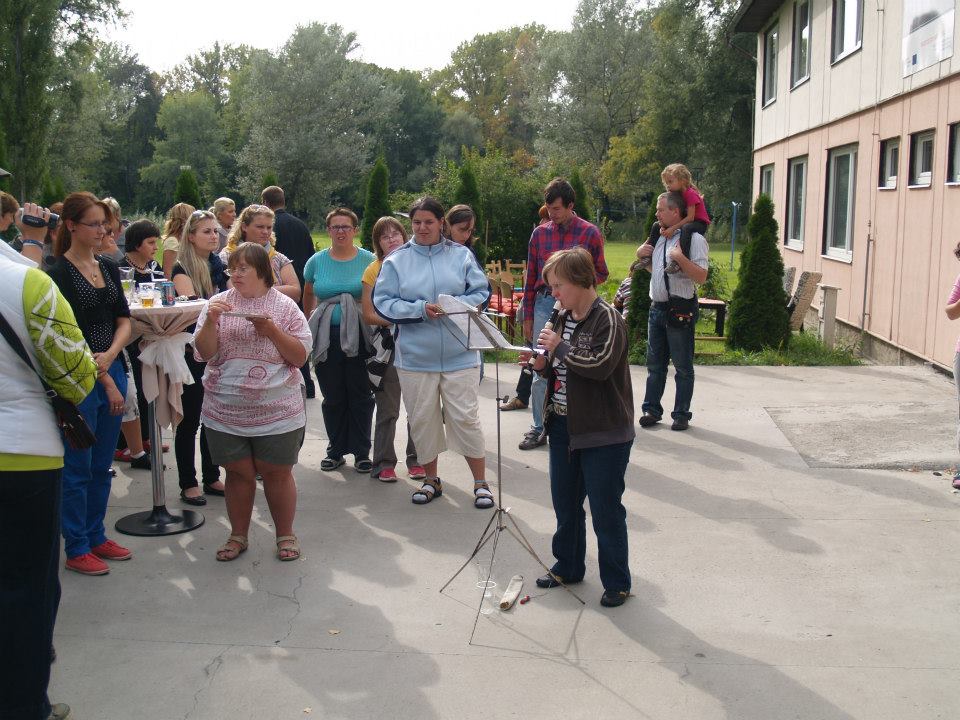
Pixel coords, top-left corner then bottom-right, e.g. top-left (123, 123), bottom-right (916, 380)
top-left (698, 297), bottom-right (727, 337)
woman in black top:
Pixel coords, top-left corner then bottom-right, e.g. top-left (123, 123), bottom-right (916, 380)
top-left (46, 192), bottom-right (133, 576)
top-left (120, 219), bottom-right (162, 284)
top-left (169, 210), bottom-right (228, 505)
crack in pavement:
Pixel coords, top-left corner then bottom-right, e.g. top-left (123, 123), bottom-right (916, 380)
top-left (183, 645), bottom-right (231, 720)
top-left (272, 573), bottom-right (305, 646)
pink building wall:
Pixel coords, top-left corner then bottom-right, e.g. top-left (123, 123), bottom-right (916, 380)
top-left (753, 75), bottom-right (960, 368)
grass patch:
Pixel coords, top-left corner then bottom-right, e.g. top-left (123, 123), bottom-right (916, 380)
top-left (696, 333), bottom-right (861, 366)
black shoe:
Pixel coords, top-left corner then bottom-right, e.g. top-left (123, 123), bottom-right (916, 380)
top-left (354, 458), bottom-right (373, 473)
top-left (639, 413), bottom-right (661, 428)
top-left (600, 590), bottom-right (629, 607)
top-left (535, 573), bottom-right (582, 589)
top-left (671, 417), bottom-right (689, 431)
top-left (519, 429), bottom-right (546, 450)
top-left (202, 483), bottom-right (225, 496)
top-left (320, 456), bottom-right (345, 471)
top-left (180, 490), bottom-right (207, 506)
top-left (109, 467), bottom-right (117, 476)
top-left (129, 453), bottom-right (151, 470)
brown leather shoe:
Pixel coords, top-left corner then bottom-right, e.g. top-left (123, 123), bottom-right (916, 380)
top-left (500, 396), bottom-right (528, 411)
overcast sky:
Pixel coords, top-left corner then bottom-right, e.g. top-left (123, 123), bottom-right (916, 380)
top-left (107, 0), bottom-right (582, 73)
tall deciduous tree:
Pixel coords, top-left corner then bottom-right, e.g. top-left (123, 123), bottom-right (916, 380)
top-left (531, 0), bottom-right (646, 201)
top-left (370, 67), bottom-right (445, 191)
top-left (0, 0), bottom-right (124, 199)
top-left (433, 25), bottom-right (549, 153)
top-left (140, 91), bottom-right (227, 208)
top-left (237, 24), bottom-right (399, 218)
top-left (600, 0), bottom-right (754, 225)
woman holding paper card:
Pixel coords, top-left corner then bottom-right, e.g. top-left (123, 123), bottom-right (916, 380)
top-left (372, 196), bottom-right (492, 508)
top-left (193, 242), bottom-right (312, 562)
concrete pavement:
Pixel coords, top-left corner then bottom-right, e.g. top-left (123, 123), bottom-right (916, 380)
top-left (49, 364), bottom-right (960, 719)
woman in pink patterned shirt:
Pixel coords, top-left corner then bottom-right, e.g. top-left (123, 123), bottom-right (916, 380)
top-left (193, 243), bottom-right (312, 562)
top-left (945, 243), bottom-right (960, 490)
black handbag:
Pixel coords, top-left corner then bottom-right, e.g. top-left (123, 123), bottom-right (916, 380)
top-left (0, 310), bottom-right (96, 450)
top-left (663, 265), bottom-right (698, 330)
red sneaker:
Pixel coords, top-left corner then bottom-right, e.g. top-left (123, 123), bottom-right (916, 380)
top-left (91, 539), bottom-right (132, 561)
top-left (114, 448), bottom-right (133, 462)
top-left (143, 440), bottom-right (169, 453)
top-left (408, 465), bottom-right (427, 480)
top-left (65, 553), bottom-right (109, 575)
top-left (377, 467), bottom-right (398, 483)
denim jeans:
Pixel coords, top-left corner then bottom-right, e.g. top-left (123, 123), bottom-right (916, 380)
top-left (643, 304), bottom-right (696, 421)
top-left (547, 415), bottom-right (632, 592)
top-left (0, 469), bottom-right (61, 720)
top-left (530, 292), bottom-right (556, 433)
top-left (62, 358), bottom-right (126, 559)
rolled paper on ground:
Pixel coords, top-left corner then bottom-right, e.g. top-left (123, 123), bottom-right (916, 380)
top-left (499, 574), bottom-right (524, 610)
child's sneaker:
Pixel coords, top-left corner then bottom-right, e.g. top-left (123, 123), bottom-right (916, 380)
top-left (665, 260), bottom-right (681, 274)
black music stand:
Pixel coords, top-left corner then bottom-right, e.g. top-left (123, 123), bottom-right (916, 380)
top-left (434, 298), bottom-right (584, 643)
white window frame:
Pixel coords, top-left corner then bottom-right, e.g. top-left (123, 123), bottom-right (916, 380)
top-left (824, 144), bottom-right (857, 261)
top-left (791, 0), bottom-right (811, 87)
top-left (947, 123), bottom-right (960, 185)
top-left (878, 138), bottom-right (899, 189)
top-left (763, 22), bottom-right (779, 106)
top-left (786, 156), bottom-right (807, 249)
top-left (831, 0), bottom-right (863, 63)
top-left (909, 130), bottom-right (934, 187)
top-left (760, 164), bottom-right (775, 198)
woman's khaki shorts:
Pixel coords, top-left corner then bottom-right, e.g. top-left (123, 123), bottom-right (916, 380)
top-left (204, 425), bottom-right (305, 466)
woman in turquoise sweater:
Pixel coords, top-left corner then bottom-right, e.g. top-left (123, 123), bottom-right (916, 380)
top-left (302, 208), bottom-right (375, 472)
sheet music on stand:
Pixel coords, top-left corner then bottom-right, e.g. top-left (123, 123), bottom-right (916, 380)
top-left (437, 294), bottom-right (531, 353)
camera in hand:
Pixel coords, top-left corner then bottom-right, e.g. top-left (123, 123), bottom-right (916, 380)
top-left (17, 208), bottom-right (59, 230)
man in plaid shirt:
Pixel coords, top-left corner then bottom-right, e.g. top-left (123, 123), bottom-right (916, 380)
top-left (519, 177), bottom-right (608, 450)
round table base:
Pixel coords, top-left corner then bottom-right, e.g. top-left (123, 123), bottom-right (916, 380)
top-left (115, 506), bottom-right (205, 537)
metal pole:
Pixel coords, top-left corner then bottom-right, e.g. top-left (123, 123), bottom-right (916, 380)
top-left (730, 202), bottom-right (740, 271)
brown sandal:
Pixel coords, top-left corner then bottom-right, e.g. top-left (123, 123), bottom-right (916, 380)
top-left (216, 535), bottom-right (248, 562)
top-left (276, 535), bottom-right (301, 561)
top-left (412, 477), bottom-right (442, 505)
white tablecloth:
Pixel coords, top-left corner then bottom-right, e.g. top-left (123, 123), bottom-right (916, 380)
top-left (129, 300), bottom-right (206, 429)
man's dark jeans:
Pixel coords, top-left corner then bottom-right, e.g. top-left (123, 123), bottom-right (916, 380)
top-left (0, 469), bottom-right (61, 720)
top-left (643, 303), bottom-right (696, 421)
top-left (547, 416), bottom-right (631, 592)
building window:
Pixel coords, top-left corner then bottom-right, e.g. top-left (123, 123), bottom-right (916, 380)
top-left (760, 164), bottom-right (774, 198)
top-left (786, 156), bottom-right (807, 248)
top-left (763, 22), bottom-right (778, 105)
top-left (878, 138), bottom-right (899, 189)
top-left (948, 123), bottom-right (960, 184)
top-left (909, 130), bottom-right (934, 187)
top-left (791, 0), bottom-right (811, 86)
top-left (825, 144), bottom-right (857, 259)
top-left (831, 0), bottom-right (863, 62)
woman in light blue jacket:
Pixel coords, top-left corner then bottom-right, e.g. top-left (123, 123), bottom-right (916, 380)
top-left (373, 197), bottom-right (492, 508)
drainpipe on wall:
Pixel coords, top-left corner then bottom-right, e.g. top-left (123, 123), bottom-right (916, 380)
top-left (861, 222), bottom-right (874, 332)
